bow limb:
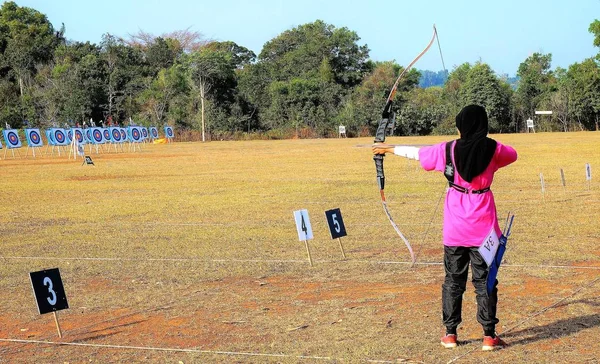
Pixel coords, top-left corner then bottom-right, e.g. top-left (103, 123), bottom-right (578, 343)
top-left (386, 25), bottom-right (439, 103)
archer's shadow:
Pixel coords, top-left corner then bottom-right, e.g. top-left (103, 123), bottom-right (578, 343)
top-left (502, 298), bottom-right (600, 346)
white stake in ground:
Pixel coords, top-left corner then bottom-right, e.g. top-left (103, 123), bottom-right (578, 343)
top-left (585, 163), bottom-right (592, 190)
top-left (539, 172), bottom-right (546, 201)
top-left (293, 209), bottom-right (314, 266)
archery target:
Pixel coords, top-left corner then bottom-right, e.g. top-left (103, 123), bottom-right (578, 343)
top-left (92, 128), bottom-right (104, 144)
top-left (53, 129), bottom-right (69, 146)
top-left (111, 127), bottom-right (122, 142)
top-left (165, 126), bottom-right (174, 138)
top-left (46, 130), bottom-right (55, 145)
top-left (131, 127), bottom-right (142, 142)
top-left (103, 128), bottom-right (111, 142)
top-left (85, 129), bottom-right (92, 143)
top-left (150, 127), bottom-right (158, 138)
top-left (26, 129), bottom-right (43, 147)
top-left (3, 129), bottom-right (22, 148)
top-left (67, 129), bottom-right (73, 141)
top-left (73, 128), bottom-right (85, 144)
top-left (120, 128), bottom-right (127, 141)
top-left (141, 127), bottom-right (148, 139)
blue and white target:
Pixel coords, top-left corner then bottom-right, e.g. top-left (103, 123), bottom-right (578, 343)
top-left (141, 127), bottom-right (148, 139)
top-left (85, 129), bottom-right (93, 144)
top-left (110, 127), bottom-right (122, 143)
top-left (103, 128), bottom-right (111, 142)
top-left (26, 129), bottom-right (43, 147)
top-left (150, 127), bottom-right (159, 139)
top-left (67, 129), bottom-right (73, 142)
top-left (3, 129), bottom-right (22, 148)
top-left (46, 130), bottom-right (56, 146)
top-left (165, 126), bottom-right (174, 139)
top-left (53, 129), bottom-right (69, 146)
top-left (120, 128), bottom-right (127, 142)
top-left (130, 127), bottom-right (142, 142)
top-left (91, 127), bottom-right (104, 144)
top-left (72, 128), bottom-right (86, 144)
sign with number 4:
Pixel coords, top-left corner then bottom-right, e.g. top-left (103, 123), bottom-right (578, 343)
top-left (293, 209), bottom-right (313, 241)
top-left (30, 268), bottom-right (69, 315)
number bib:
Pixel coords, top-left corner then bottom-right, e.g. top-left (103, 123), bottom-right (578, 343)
top-left (478, 226), bottom-right (500, 267)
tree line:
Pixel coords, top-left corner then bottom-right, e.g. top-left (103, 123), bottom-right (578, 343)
top-left (1, 1), bottom-right (600, 140)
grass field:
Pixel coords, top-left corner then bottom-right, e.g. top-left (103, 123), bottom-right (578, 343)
top-left (1, 132), bottom-right (599, 363)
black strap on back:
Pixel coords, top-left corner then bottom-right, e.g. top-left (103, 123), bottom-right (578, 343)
top-left (444, 140), bottom-right (455, 183)
top-left (444, 140), bottom-right (491, 195)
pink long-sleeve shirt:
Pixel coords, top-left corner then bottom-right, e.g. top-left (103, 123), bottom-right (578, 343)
top-left (418, 141), bottom-right (518, 247)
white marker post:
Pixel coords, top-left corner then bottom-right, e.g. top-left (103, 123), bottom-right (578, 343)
top-left (540, 172), bottom-right (546, 201)
top-left (294, 209), bottom-right (314, 267)
top-left (586, 163), bottom-right (592, 190)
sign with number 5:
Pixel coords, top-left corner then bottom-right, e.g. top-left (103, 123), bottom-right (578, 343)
top-left (325, 208), bottom-right (347, 239)
top-left (29, 268), bottom-right (69, 314)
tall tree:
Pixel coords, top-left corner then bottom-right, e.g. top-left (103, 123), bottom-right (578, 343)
top-left (515, 53), bottom-right (553, 124)
top-left (183, 48), bottom-right (233, 141)
top-left (0, 1), bottom-right (60, 122)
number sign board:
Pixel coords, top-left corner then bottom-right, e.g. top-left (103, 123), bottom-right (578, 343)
top-left (586, 163), bottom-right (592, 181)
top-left (293, 209), bottom-right (313, 241)
top-left (325, 208), bottom-right (347, 239)
top-left (29, 268), bottom-right (69, 315)
top-left (83, 156), bottom-right (95, 166)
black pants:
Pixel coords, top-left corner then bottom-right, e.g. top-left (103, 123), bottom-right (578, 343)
top-left (442, 246), bottom-right (499, 335)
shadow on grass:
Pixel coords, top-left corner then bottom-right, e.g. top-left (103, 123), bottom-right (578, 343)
top-left (502, 298), bottom-right (600, 346)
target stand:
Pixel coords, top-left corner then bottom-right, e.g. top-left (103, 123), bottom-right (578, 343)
top-left (25, 128), bottom-right (44, 158)
top-left (3, 129), bottom-right (23, 159)
top-left (128, 126), bottom-right (143, 152)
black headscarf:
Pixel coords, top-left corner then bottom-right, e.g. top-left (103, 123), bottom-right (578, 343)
top-left (454, 105), bottom-right (497, 183)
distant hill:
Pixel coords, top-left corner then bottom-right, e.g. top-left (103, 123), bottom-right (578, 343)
top-left (418, 70), bottom-right (448, 88)
top-left (418, 69), bottom-right (519, 89)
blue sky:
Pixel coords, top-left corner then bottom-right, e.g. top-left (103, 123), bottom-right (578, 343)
top-left (9, 0), bottom-right (600, 76)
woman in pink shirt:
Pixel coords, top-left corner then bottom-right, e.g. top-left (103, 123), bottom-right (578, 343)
top-left (373, 104), bottom-right (517, 351)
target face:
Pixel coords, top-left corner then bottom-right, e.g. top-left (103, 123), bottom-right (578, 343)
top-left (150, 127), bottom-right (158, 138)
top-left (67, 130), bottom-right (73, 141)
top-left (103, 129), bottom-right (111, 141)
top-left (142, 128), bottom-right (148, 138)
top-left (26, 129), bottom-right (43, 147)
top-left (165, 126), bottom-right (174, 138)
top-left (120, 129), bottom-right (127, 141)
top-left (4, 130), bottom-right (22, 148)
top-left (54, 129), bottom-right (68, 145)
top-left (74, 129), bottom-right (84, 143)
top-left (85, 129), bottom-right (92, 143)
top-left (93, 128), bottom-right (104, 143)
top-left (111, 128), bottom-right (122, 142)
top-left (131, 127), bottom-right (141, 142)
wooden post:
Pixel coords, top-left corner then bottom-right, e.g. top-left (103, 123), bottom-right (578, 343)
top-left (304, 240), bottom-right (313, 267)
top-left (337, 238), bottom-right (346, 259)
top-left (53, 311), bottom-right (63, 338)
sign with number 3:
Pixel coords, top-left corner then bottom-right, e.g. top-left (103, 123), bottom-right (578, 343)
top-left (29, 268), bottom-right (69, 315)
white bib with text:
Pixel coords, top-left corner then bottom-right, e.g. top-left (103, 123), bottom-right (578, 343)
top-left (478, 227), bottom-right (500, 267)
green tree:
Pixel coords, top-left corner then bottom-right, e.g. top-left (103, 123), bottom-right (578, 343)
top-left (0, 1), bottom-right (60, 122)
top-left (515, 53), bottom-right (553, 126)
top-left (460, 62), bottom-right (512, 132)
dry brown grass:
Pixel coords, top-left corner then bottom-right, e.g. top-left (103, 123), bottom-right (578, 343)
top-left (0, 132), bottom-right (599, 363)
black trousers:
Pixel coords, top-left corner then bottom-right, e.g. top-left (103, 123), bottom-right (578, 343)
top-left (442, 245), bottom-right (499, 334)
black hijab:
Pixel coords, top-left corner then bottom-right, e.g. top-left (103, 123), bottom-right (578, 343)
top-left (454, 105), bottom-right (497, 183)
